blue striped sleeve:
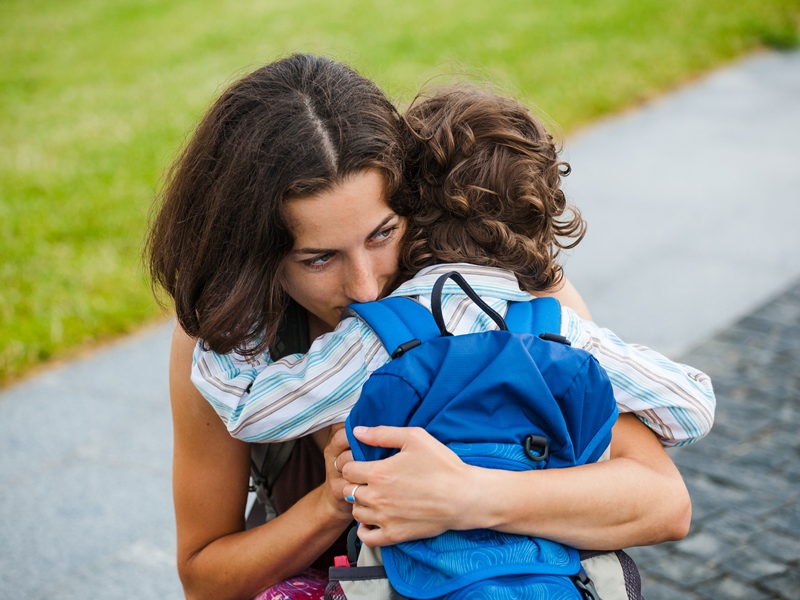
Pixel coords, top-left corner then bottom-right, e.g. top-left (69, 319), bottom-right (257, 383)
top-left (191, 317), bottom-right (388, 443)
top-left (561, 307), bottom-right (716, 447)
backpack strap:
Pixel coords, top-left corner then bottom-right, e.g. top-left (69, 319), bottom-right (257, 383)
top-left (504, 297), bottom-right (562, 337)
top-left (346, 297), bottom-right (441, 359)
top-left (431, 271), bottom-right (508, 335)
top-left (247, 299), bottom-right (311, 524)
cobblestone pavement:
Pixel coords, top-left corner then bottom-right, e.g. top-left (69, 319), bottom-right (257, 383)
top-left (628, 278), bottom-right (800, 599)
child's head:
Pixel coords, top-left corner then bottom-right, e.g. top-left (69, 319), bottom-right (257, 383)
top-left (400, 85), bottom-right (585, 292)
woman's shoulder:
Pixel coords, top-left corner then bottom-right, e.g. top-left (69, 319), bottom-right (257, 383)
top-left (172, 323), bottom-right (197, 361)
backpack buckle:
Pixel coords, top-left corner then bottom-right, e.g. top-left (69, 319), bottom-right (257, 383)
top-left (346, 525), bottom-right (361, 565)
top-left (573, 568), bottom-right (601, 600)
top-left (391, 339), bottom-right (421, 359)
top-left (523, 434), bottom-right (550, 462)
top-left (539, 332), bottom-right (571, 346)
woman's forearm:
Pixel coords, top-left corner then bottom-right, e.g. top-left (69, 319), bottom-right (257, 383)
top-left (472, 452), bottom-right (689, 548)
top-left (180, 486), bottom-right (351, 600)
top-left (171, 325), bottom-right (353, 600)
top-left (345, 415), bottom-right (690, 550)
top-left (459, 414), bottom-right (690, 549)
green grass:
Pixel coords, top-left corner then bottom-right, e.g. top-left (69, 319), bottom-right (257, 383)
top-left (1, 0), bottom-right (798, 385)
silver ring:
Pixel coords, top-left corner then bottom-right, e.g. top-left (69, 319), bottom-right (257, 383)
top-left (333, 456), bottom-right (342, 474)
top-left (345, 484), bottom-right (361, 505)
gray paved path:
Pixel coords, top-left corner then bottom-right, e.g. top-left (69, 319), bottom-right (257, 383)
top-left (564, 49), bottom-right (800, 357)
top-left (1, 49), bottom-right (799, 599)
top-left (0, 322), bottom-right (179, 599)
top-left (628, 278), bottom-right (800, 599)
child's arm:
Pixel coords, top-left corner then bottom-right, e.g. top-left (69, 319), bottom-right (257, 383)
top-left (190, 317), bottom-right (388, 443)
top-left (561, 307), bottom-right (715, 447)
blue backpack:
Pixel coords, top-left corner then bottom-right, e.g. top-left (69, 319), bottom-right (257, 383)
top-left (343, 271), bottom-right (619, 600)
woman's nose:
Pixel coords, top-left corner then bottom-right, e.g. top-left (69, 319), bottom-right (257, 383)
top-left (345, 257), bottom-right (379, 304)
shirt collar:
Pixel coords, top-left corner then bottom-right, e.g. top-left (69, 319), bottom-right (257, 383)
top-left (390, 263), bottom-right (534, 302)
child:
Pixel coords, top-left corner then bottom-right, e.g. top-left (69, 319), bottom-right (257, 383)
top-left (191, 85), bottom-right (714, 450)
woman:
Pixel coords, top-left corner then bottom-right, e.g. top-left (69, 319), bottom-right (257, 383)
top-left (148, 54), bottom-right (692, 600)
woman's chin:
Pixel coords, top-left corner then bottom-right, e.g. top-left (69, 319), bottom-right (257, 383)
top-left (307, 311), bottom-right (339, 337)
top-left (325, 307), bottom-right (347, 328)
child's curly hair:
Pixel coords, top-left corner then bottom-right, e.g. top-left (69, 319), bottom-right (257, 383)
top-left (399, 85), bottom-right (585, 292)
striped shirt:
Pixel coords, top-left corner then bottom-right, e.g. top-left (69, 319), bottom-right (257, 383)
top-left (192, 264), bottom-right (715, 447)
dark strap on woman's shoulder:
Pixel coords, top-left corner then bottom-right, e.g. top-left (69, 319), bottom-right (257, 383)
top-left (249, 299), bottom-right (312, 523)
top-left (258, 302), bottom-right (351, 568)
top-left (270, 299), bottom-right (311, 359)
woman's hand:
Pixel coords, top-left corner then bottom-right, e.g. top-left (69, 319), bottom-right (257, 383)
top-left (340, 426), bottom-right (477, 547)
top-left (322, 424), bottom-right (355, 520)
top-left (339, 417), bottom-right (690, 551)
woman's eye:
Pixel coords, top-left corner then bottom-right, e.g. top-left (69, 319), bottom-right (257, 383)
top-left (306, 253), bottom-right (334, 268)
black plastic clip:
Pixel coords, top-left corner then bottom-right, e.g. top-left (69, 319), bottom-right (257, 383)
top-left (391, 339), bottom-right (421, 359)
top-left (573, 568), bottom-right (601, 600)
top-left (539, 332), bottom-right (571, 346)
top-left (523, 434), bottom-right (550, 462)
top-left (346, 525), bottom-right (361, 565)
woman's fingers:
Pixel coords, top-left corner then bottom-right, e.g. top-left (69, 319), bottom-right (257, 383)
top-left (328, 423), bottom-right (349, 454)
top-left (328, 425), bottom-right (355, 475)
top-left (350, 425), bottom-right (413, 449)
top-left (322, 424), bottom-right (354, 517)
top-left (344, 483), bottom-right (368, 506)
top-left (356, 521), bottom-right (390, 547)
top-left (343, 426), bottom-right (440, 483)
top-left (327, 425), bottom-right (354, 473)
top-left (353, 505), bottom-right (436, 548)
top-left (341, 426), bottom-right (476, 545)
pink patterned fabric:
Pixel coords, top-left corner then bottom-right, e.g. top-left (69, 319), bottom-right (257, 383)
top-left (253, 568), bottom-right (328, 600)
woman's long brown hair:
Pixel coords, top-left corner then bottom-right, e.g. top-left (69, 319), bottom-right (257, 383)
top-left (147, 54), bottom-right (407, 355)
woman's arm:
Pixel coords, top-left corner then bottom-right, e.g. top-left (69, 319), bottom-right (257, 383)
top-left (340, 414), bottom-right (690, 550)
top-left (484, 413), bottom-right (691, 547)
top-left (170, 326), bottom-right (353, 600)
top-left (566, 310), bottom-right (715, 446)
top-left (545, 278), bottom-right (716, 446)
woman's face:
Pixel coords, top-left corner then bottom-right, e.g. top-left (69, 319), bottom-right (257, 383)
top-left (282, 169), bottom-right (406, 331)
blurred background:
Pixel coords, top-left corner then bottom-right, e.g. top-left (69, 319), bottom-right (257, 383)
top-left (2, 1), bottom-right (799, 599)
top-left (2, 0), bottom-right (798, 385)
